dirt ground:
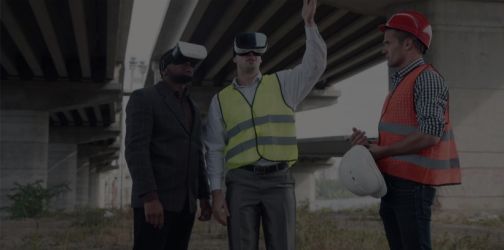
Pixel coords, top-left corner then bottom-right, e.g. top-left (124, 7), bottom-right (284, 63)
top-left (1, 208), bottom-right (503, 250)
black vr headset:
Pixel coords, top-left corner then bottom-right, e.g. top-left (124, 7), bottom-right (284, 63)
top-left (233, 32), bottom-right (268, 56)
top-left (159, 41), bottom-right (207, 73)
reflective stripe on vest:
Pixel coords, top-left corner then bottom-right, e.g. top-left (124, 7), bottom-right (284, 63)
top-left (218, 74), bottom-right (298, 169)
top-left (377, 64), bottom-right (461, 186)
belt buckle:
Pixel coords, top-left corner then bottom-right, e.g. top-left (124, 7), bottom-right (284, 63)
top-left (253, 166), bottom-right (266, 175)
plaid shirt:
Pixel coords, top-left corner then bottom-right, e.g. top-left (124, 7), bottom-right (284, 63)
top-left (390, 58), bottom-right (448, 137)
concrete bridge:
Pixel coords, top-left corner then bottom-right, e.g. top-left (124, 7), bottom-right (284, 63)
top-left (1, 0), bottom-right (503, 213)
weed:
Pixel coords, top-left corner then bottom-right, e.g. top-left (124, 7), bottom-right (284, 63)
top-left (2, 180), bottom-right (69, 219)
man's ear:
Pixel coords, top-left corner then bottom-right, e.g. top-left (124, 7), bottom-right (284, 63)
top-left (160, 67), bottom-right (169, 79)
top-left (404, 37), bottom-right (414, 51)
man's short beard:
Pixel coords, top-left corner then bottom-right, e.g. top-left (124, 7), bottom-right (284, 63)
top-left (169, 74), bottom-right (192, 84)
top-left (162, 72), bottom-right (192, 84)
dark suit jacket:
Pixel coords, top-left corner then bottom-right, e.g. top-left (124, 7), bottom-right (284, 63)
top-left (125, 82), bottom-right (210, 212)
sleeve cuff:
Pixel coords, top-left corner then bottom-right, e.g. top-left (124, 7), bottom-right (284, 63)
top-left (140, 192), bottom-right (159, 203)
top-left (419, 123), bottom-right (445, 138)
top-left (305, 26), bottom-right (319, 39)
top-left (209, 176), bottom-right (222, 191)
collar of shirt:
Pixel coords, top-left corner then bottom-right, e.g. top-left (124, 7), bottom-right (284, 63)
top-left (391, 57), bottom-right (425, 89)
top-left (173, 87), bottom-right (189, 100)
top-left (232, 73), bottom-right (262, 89)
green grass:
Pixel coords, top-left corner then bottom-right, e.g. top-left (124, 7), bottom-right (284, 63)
top-left (1, 207), bottom-right (502, 249)
top-left (296, 206), bottom-right (388, 250)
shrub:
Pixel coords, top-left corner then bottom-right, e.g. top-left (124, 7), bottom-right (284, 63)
top-left (3, 180), bottom-right (69, 218)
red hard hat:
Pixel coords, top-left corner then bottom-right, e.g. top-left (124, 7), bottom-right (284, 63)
top-left (379, 11), bottom-right (432, 49)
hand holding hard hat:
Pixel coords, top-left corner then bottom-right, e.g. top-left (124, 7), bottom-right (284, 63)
top-left (338, 145), bottom-right (387, 198)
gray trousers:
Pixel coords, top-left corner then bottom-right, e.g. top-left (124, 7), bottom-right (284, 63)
top-left (225, 167), bottom-right (296, 250)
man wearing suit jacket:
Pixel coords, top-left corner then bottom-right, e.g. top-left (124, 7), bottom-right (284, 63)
top-left (125, 42), bottom-right (211, 250)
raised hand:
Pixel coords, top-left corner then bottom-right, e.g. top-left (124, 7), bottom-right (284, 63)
top-left (302, 0), bottom-right (317, 27)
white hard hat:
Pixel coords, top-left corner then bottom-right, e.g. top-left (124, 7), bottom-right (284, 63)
top-left (338, 145), bottom-right (387, 198)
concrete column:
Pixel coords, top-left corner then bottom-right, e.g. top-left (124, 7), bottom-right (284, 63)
top-left (88, 167), bottom-right (100, 208)
top-left (118, 95), bottom-right (133, 209)
top-left (388, 0), bottom-right (504, 212)
top-left (0, 110), bottom-right (49, 212)
top-left (291, 163), bottom-right (326, 211)
top-left (47, 143), bottom-right (77, 211)
top-left (76, 161), bottom-right (90, 208)
top-left (292, 171), bottom-right (316, 209)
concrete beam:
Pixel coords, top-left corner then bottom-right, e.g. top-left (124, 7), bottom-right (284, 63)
top-left (261, 9), bottom-right (349, 73)
top-left (90, 152), bottom-right (118, 164)
top-left (202, 1), bottom-right (248, 56)
top-left (321, 0), bottom-right (408, 15)
top-left (327, 16), bottom-right (379, 49)
top-left (322, 44), bottom-right (383, 80)
top-left (91, 156), bottom-right (118, 172)
top-left (298, 135), bottom-right (351, 158)
top-left (1, 81), bottom-right (121, 111)
top-left (50, 113), bottom-right (62, 126)
top-left (326, 31), bottom-right (382, 69)
top-left (205, 0), bottom-right (289, 80)
top-left (0, 2), bottom-right (43, 76)
top-left (62, 111), bottom-right (75, 126)
top-left (327, 55), bottom-right (384, 83)
top-left (0, 46), bottom-right (19, 75)
top-left (78, 145), bottom-right (120, 159)
top-left (77, 108), bottom-right (90, 126)
top-left (243, 0), bottom-right (288, 33)
top-left (68, 0), bottom-right (91, 78)
top-left (29, 0), bottom-right (68, 78)
top-left (296, 88), bottom-right (341, 111)
top-left (93, 106), bottom-right (104, 126)
top-left (180, 0), bottom-right (212, 41)
top-left (151, 0), bottom-right (199, 58)
top-left (281, 15), bottom-right (379, 71)
top-left (114, 0), bottom-right (134, 84)
top-left (50, 127), bottom-right (120, 144)
top-left (106, 0), bottom-right (120, 80)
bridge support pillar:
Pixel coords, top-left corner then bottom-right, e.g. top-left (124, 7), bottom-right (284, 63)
top-left (0, 110), bottom-right (49, 216)
top-left (47, 143), bottom-right (77, 211)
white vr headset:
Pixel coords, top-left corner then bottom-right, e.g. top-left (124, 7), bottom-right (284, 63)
top-left (233, 32), bottom-right (268, 55)
top-left (159, 41), bottom-right (207, 72)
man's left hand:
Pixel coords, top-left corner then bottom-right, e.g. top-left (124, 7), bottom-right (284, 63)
top-left (198, 199), bottom-right (212, 221)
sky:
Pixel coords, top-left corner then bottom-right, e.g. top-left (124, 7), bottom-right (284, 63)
top-left (296, 62), bottom-right (389, 139)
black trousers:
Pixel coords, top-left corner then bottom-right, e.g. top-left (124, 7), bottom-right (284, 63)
top-left (133, 206), bottom-right (196, 250)
top-left (380, 175), bottom-right (436, 250)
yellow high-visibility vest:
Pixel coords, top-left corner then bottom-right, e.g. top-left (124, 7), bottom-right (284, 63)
top-left (218, 74), bottom-right (298, 169)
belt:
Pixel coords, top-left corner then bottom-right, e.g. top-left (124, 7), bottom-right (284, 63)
top-left (241, 162), bottom-right (288, 175)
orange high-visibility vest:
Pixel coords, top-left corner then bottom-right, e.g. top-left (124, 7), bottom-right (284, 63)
top-left (377, 64), bottom-right (461, 186)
